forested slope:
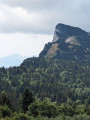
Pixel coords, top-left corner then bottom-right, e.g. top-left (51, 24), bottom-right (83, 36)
top-left (0, 57), bottom-right (90, 106)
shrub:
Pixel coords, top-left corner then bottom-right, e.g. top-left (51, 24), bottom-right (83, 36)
top-left (58, 104), bottom-right (75, 116)
top-left (0, 105), bottom-right (12, 118)
top-left (27, 101), bottom-right (59, 118)
top-left (12, 113), bottom-right (31, 120)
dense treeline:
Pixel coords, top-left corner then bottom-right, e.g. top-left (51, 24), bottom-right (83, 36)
top-left (0, 89), bottom-right (90, 120)
top-left (0, 57), bottom-right (90, 119)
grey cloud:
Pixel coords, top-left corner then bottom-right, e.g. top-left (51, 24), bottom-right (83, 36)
top-left (0, 0), bottom-right (90, 34)
top-left (0, 0), bottom-right (59, 10)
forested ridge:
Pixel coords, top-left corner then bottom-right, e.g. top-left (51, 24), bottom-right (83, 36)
top-left (0, 57), bottom-right (90, 120)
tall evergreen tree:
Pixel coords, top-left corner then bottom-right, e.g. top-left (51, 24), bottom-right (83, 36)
top-left (0, 91), bottom-right (14, 111)
top-left (22, 88), bottom-right (34, 113)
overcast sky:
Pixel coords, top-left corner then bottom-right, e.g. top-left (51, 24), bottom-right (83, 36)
top-left (0, 0), bottom-right (90, 58)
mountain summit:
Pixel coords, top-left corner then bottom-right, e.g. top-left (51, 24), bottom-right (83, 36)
top-left (40, 23), bottom-right (90, 61)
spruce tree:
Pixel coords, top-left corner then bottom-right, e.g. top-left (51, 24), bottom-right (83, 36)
top-left (22, 88), bottom-right (34, 113)
top-left (0, 91), bottom-right (14, 111)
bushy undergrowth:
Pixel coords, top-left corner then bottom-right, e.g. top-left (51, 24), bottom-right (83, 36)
top-left (1, 114), bottom-right (90, 120)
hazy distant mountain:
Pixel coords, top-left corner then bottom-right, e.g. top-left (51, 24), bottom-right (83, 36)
top-left (40, 23), bottom-right (90, 62)
top-left (0, 54), bottom-right (26, 67)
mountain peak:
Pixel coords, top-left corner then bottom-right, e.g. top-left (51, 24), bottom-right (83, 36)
top-left (52, 23), bottom-right (88, 43)
top-left (40, 23), bottom-right (90, 61)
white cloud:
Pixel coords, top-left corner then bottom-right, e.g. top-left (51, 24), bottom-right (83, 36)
top-left (0, 33), bottom-right (52, 57)
top-left (0, 5), bottom-right (49, 33)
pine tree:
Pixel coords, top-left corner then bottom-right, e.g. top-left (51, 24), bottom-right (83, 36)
top-left (0, 91), bottom-right (14, 111)
top-left (22, 88), bottom-right (34, 113)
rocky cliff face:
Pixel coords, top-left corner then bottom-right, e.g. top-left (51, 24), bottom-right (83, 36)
top-left (39, 23), bottom-right (90, 61)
